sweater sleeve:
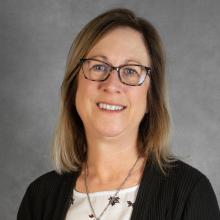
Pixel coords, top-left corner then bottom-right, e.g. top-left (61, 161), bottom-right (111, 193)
top-left (182, 175), bottom-right (220, 220)
top-left (17, 171), bottom-right (77, 220)
top-left (17, 171), bottom-right (58, 220)
top-left (17, 184), bottom-right (33, 220)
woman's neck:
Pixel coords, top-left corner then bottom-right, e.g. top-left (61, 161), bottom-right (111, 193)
top-left (74, 129), bottom-right (147, 192)
top-left (87, 151), bottom-right (140, 182)
top-left (87, 133), bottom-right (139, 174)
top-left (77, 152), bottom-right (146, 192)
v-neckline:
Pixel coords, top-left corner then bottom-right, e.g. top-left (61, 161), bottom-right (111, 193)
top-left (59, 159), bottom-right (163, 220)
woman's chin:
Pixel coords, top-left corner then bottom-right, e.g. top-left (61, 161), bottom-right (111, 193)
top-left (91, 126), bottom-right (126, 139)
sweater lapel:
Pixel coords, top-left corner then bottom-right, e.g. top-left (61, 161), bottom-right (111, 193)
top-left (131, 160), bottom-right (163, 220)
top-left (52, 172), bottom-right (79, 220)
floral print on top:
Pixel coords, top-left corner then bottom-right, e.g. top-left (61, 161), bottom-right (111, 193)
top-left (65, 185), bottom-right (139, 220)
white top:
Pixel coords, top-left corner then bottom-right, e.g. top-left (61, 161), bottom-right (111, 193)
top-left (65, 185), bottom-right (139, 220)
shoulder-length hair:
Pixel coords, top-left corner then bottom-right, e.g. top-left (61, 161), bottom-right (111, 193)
top-left (52, 8), bottom-right (175, 174)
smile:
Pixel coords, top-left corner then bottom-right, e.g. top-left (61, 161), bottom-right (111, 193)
top-left (97, 102), bottom-right (126, 111)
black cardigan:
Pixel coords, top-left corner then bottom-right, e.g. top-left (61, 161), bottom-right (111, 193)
top-left (17, 160), bottom-right (220, 220)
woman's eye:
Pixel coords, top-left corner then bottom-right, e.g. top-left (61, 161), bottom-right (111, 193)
top-left (92, 64), bottom-right (107, 72)
top-left (124, 68), bottom-right (137, 76)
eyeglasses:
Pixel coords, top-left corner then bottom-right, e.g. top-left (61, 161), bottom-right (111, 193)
top-left (80, 58), bottom-right (151, 86)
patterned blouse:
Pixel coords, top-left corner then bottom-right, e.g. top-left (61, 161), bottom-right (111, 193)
top-left (65, 185), bottom-right (139, 220)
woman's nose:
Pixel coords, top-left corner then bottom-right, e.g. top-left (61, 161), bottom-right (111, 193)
top-left (99, 69), bottom-right (122, 93)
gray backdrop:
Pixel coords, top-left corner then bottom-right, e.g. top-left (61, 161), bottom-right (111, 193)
top-left (1, 0), bottom-right (220, 219)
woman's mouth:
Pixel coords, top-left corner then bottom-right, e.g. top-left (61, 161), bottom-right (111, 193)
top-left (97, 102), bottom-right (126, 111)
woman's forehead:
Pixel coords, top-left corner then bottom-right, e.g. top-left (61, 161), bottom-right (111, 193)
top-left (86, 27), bottom-right (151, 66)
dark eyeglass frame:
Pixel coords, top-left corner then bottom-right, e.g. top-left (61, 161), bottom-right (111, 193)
top-left (79, 58), bottom-right (151, 86)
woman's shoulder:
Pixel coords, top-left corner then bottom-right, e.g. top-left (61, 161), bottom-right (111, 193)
top-left (167, 159), bottom-right (206, 178)
top-left (164, 159), bottom-right (210, 187)
top-left (30, 170), bottom-right (66, 184)
top-left (165, 160), bottom-right (220, 218)
top-left (142, 159), bottom-right (220, 218)
top-left (28, 171), bottom-right (63, 186)
top-left (26, 170), bottom-right (79, 196)
top-left (160, 159), bottom-right (218, 205)
top-left (145, 158), bottom-right (216, 200)
top-left (18, 171), bottom-right (79, 219)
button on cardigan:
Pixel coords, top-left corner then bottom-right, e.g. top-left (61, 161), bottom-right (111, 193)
top-left (17, 160), bottom-right (220, 220)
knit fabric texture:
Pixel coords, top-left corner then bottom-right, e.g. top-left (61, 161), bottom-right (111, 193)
top-left (17, 160), bottom-right (220, 220)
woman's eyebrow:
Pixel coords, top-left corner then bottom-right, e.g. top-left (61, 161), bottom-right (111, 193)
top-left (88, 55), bottom-right (108, 61)
top-left (88, 55), bottom-right (143, 65)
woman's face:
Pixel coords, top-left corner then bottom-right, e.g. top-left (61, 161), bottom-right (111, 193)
top-left (75, 27), bottom-right (151, 140)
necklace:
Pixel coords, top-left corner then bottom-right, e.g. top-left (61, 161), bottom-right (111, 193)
top-left (84, 157), bottom-right (140, 220)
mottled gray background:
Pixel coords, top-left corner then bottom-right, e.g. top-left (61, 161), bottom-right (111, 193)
top-left (1, 0), bottom-right (220, 219)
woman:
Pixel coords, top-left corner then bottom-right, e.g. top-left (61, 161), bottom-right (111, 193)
top-left (17, 8), bottom-right (220, 220)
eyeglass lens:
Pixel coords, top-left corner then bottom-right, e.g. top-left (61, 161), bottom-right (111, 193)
top-left (82, 59), bottom-right (149, 86)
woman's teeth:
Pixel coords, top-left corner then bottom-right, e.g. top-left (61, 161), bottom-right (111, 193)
top-left (97, 103), bottom-right (125, 111)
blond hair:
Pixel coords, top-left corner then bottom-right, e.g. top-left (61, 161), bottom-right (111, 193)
top-left (52, 8), bottom-right (175, 174)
